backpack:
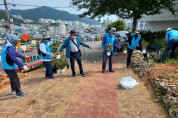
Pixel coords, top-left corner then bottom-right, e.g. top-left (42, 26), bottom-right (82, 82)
top-left (37, 42), bottom-right (41, 55)
top-left (37, 42), bottom-right (46, 57)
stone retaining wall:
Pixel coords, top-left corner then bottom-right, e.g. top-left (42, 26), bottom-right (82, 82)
top-left (130, 51), bottom-right (178, 118)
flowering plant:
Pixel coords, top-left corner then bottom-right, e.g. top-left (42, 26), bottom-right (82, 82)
top-left (57, 60), bottom-right (66, 69)
top-left (106, 43), bottom-right (113, 52)
top-left (149, 53), bottom-right (157, 57)
top-left (121, 42), bottom-right (128, 50)
top-left (66, 61), bottom-right (70, 65)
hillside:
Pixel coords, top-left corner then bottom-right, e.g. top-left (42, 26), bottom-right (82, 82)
top-left (1, 7), bottom-right (100, 25)
top-left (0, 11), bottom-right (24, 25)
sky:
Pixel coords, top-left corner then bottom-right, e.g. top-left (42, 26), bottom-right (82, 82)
top-left (0, 0), bottom-right (118, 22)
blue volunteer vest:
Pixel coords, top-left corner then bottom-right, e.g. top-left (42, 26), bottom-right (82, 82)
top-left (1, 46), bottom-right (18, 70)
top-left (167, 30), bottom-right (178, 41)
top-left (105, 33), bottom-right (115, 52)
top-left (128, 33), bottom-right (141, 50)
top-left (40, 41), bottom-right (53, 60)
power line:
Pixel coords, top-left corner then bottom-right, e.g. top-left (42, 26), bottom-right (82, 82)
top-left (0, 3), bottom-right (77, 9)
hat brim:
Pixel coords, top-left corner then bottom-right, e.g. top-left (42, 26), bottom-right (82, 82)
top-left (109, 30), bottom-right (116, 33)
top-left (44, 37), bottom-right (51, 39)
top-left (71, 33), bottom-right (79, 36)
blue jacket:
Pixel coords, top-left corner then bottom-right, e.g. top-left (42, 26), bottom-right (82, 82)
top-left (40, 40), bottom-right (53, 60)
top-left (102, 33), bottom-right (120, 52)
top-left (1, 46), bottom-right (20, 70)
top-left (165, 30), bottom-right (178, 42)
top-left (128, 33), bottom-right (141, 50)
top-left (59, 37), bottom-right (89, 58)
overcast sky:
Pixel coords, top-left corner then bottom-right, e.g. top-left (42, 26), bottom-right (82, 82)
top-left (0, 0), bottom-right (118, 22)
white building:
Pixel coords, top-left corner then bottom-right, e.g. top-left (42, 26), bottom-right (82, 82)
top-left (59, 24), bottom-right (66, 35)
top-left (72, 21), bottom-right (79, 26)
top-left (119, 18), bottom-right (133, 29)
top-left (102, 18), bottom-right (113, 27)
top-left (56, 19), bottom-right (62, 24)
top-left (140, 0), bottom-right (178, 31)
top-left (137, 21), bottom-right (147, 31)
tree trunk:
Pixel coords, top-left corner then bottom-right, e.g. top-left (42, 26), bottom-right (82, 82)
top-left (132, 17), bottom-right (137, 33)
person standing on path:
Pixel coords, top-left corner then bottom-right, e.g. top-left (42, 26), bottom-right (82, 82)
top-left (59, 30), bottom-right (92, 77)
top-left (102, 27), bottom-right (121, 73)
top-left (40, 34), bottom-right (55, 79)
top-left (126, 29), bottom-right (142, 68)
top-left (162, 28), bottom-right (178, 62)
top-left (1, 34), bottom-right (30, 98)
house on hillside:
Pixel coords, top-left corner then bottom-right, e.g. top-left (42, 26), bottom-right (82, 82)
top-left (139, 0), bottom-right (178, 32)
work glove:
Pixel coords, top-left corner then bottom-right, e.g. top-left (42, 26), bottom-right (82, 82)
top-left (23, 65), bottom-right (29, 71)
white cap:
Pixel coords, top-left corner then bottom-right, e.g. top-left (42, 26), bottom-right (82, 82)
top-left (167, 28), bottom-right (172, 32)
top-left (135, 31), bottom-right (139, 34)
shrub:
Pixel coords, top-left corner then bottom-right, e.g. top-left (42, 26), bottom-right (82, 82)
top-left (141, 28), bottom-right (178, 46)
top-left (105, 20), bottom-right (126, 33)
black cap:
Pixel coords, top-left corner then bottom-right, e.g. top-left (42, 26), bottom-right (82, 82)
top-left (70, 30), bottom-right (79, 36)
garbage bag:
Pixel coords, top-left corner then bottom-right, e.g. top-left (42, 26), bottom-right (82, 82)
top-left (120, 76), bottom-right (140, 89)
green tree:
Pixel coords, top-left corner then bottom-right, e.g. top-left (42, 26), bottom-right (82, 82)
top-left (105, 20), bottom-right (126, 32)
top-left (71, 0), bottom-right (176, 32)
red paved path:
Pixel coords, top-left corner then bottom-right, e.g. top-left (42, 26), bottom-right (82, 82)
top-left (64, 56), bottom-right (120, 118)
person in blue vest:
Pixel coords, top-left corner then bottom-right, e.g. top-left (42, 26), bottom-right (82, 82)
top-left (59, 30), bottom-right (92, 77)
top-left (126, 29), bottom-right (142, 68)
top-left (162, 28), bottom-right (178, 62)
top-left (1, 34), bottom-right (30, 98)
top-left (40, 34), bottom-right (55, 79)
top-left (102, 28), bottom-right (121, 73)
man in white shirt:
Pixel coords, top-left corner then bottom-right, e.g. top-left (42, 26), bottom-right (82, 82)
top-left (59, 30), bottom-right (92, 77)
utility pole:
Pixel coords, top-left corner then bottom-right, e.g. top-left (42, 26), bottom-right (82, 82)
top-left (4, 0), bottom-right (12, 33)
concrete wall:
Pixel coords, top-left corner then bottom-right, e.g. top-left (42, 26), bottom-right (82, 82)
top-left (146, 20), bottom-right (178, 32)
top-left (140, 2), bottom-right (178, 22)
top-left (139, 1), bottom-right (178, 31)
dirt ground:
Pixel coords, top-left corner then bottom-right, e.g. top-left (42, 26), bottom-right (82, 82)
top-left (0, 41), bottom-right (169, 118)
top-left (150, 64), bottom-right (178, 79)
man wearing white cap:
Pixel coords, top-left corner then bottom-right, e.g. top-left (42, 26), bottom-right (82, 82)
top-left (162, 28), bottom-right (178, 62)
top-left (126, 29), bottom-right (142, 68)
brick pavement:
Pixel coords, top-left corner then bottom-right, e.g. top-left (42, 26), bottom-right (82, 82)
top-left (0, 55), bottom-right (167, 118)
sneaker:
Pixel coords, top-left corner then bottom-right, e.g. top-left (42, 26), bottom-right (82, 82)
top-left (11, 90), bottom-right (16, 95)
top-left (109, 70), bottom-right (115, 72)
top-left (80, 73), bottom-right (86, 77)
top-left (49, 77), bottom-right (55, 79)
top-left (72, 75), bottom-right (76, 78)
top-left (45, 76), bottom-right (49, 78)
top-left (16, 92), bottom-right (28, 98)
top-left (102, 69), bottom-right (105, 73)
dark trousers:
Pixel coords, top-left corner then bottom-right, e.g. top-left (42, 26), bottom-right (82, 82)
top-left (70, 51), bottom-right (84, 75)
top-left (4, 69), bottom-right (22, 94)
top-left (43, 61), bottom-right (53, 78)
top-left (102, 52), bottom-right (113, 71)
top-left (127, 47), bottom-right (134, 67)
top-left (162, 39), bottom-right (178, 62)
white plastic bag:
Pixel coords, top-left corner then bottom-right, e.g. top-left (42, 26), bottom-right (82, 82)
top-left (120, 76), bottom-right (140, 89)
top-left (107, 52), bottom-right (111, 56)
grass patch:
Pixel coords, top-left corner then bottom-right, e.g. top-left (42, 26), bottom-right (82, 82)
top-left (165, 59), bottom-right (178, 66)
